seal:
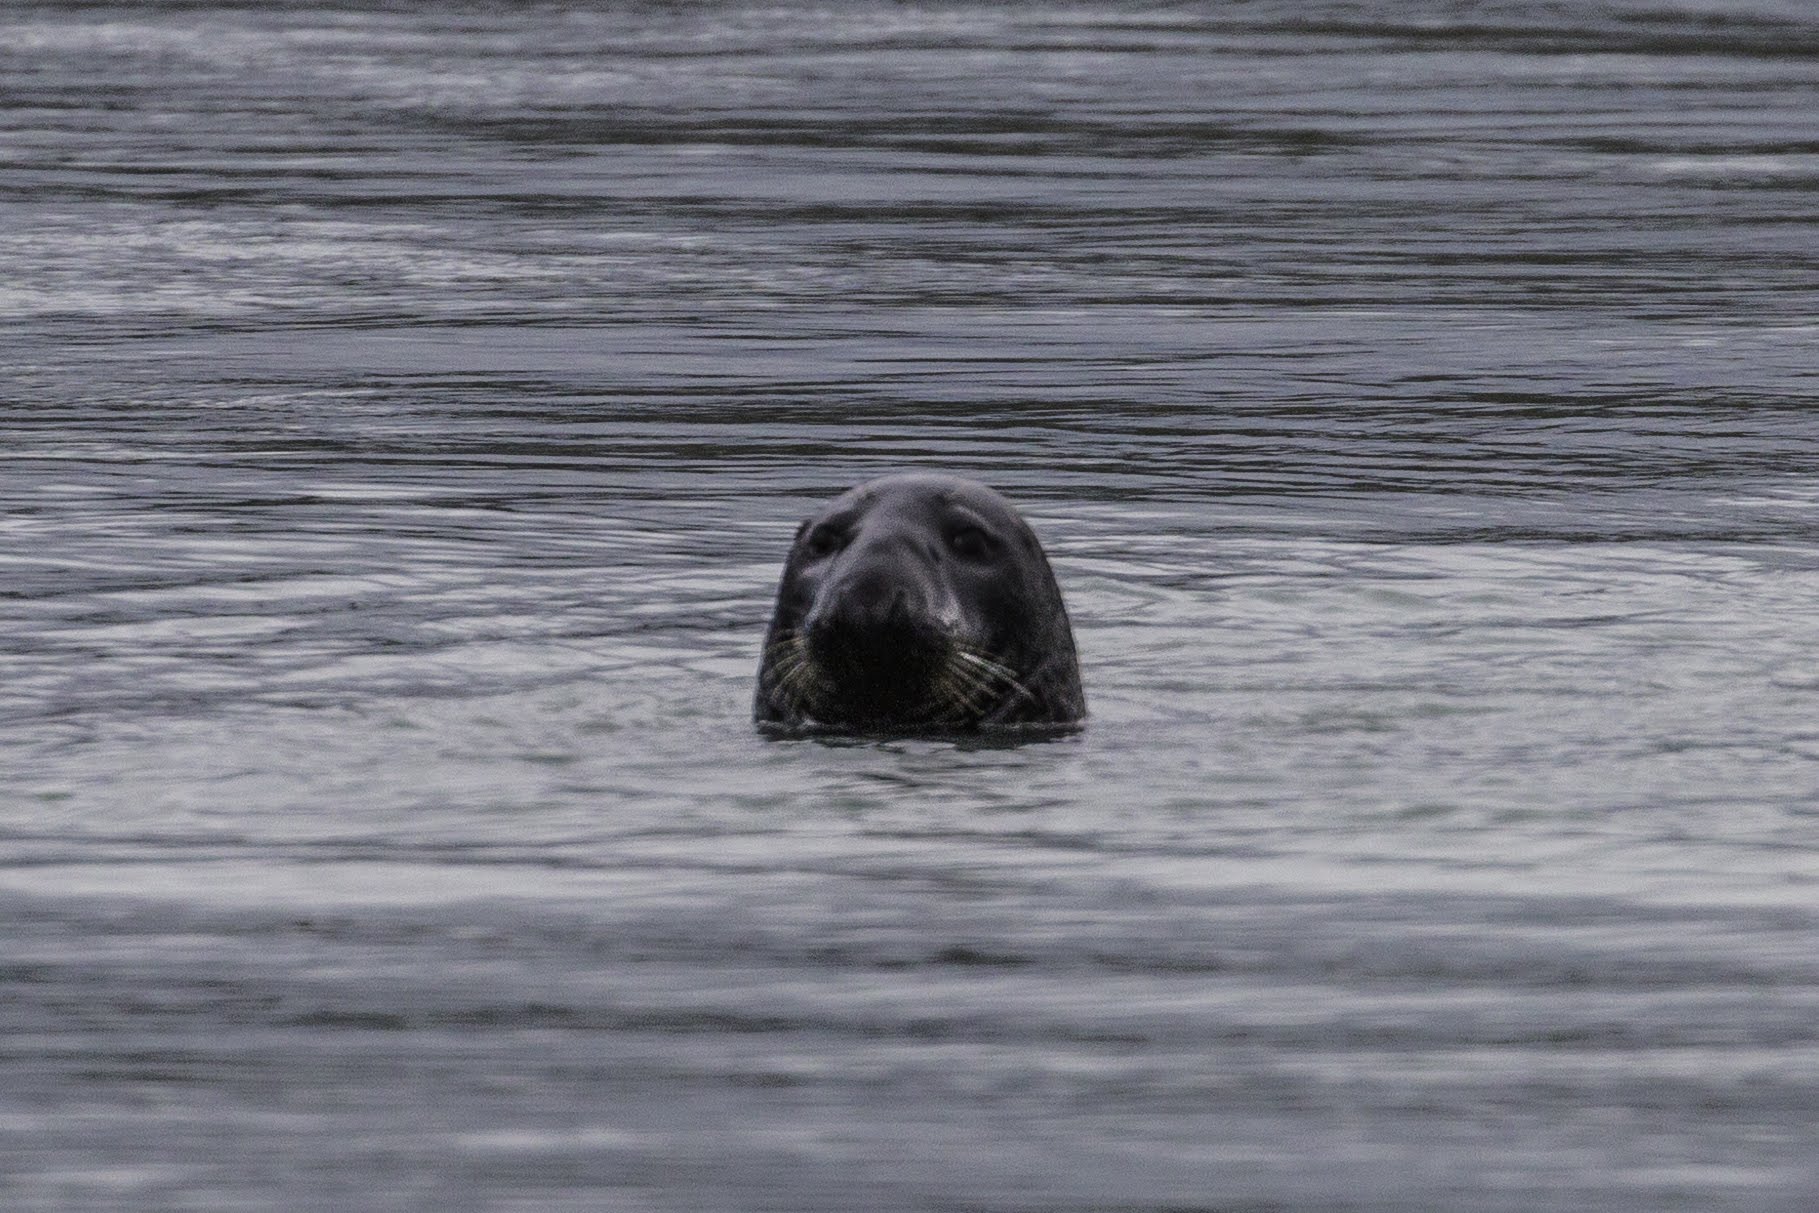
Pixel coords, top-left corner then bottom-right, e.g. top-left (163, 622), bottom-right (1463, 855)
top-left (754, 473), bottom-right (1085, 732)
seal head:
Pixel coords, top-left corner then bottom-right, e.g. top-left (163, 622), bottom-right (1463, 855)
top-left (755, 474), bottom-right (1085, 732)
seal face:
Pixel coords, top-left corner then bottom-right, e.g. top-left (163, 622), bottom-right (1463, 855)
top-left (755, 474), bottom-right (1085, 732)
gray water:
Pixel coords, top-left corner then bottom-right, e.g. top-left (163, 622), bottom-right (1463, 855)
top-left (4, 2), bottom-right (1819, 1209)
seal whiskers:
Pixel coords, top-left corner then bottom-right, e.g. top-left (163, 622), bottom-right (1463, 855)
top-left (761, 631), bottom-right (832, 718)
top-left (949, 646), bottom-right (1038, 719)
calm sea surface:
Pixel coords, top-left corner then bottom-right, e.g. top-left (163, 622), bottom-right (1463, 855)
top-left (4, 2), bottom-right (1818, 1209)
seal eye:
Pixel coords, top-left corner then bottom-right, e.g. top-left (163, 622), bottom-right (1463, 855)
top-left (947, 525), bottom-right (992, 560)
top-left (804, 524), bottom-right (847, 559)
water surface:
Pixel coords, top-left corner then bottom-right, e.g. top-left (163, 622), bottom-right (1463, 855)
top-left (3, 2), bottom-right (1818, 1209)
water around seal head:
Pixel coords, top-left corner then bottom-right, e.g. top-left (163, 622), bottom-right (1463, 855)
top-left (3, 2), bottom-right (1818, 1209)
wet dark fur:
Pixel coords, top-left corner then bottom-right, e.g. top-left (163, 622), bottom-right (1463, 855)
top-left (755, 474), bottom-right (1085, 733)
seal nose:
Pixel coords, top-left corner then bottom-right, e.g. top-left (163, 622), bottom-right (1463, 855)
top-left (807, 564), bottom-right (921, 638)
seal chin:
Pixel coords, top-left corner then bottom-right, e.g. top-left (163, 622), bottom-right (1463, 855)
top-left (804, 616), bottom-right (953, 726)
top-left (808, 616), bottom-right (943, 686)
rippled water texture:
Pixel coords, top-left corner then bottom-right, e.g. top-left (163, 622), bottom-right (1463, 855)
top-left (4, 2), bottom-right (1819, 1209)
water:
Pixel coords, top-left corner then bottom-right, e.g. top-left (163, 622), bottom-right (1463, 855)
top-left (4, 2), bottom-right (1819, 1209)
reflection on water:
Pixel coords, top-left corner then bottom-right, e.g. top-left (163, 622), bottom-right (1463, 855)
top-left (3, 2), bottom-right (1818, 1210)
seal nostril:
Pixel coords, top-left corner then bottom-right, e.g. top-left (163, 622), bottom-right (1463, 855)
top-left (824, 565), bottom-right (911, 626)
